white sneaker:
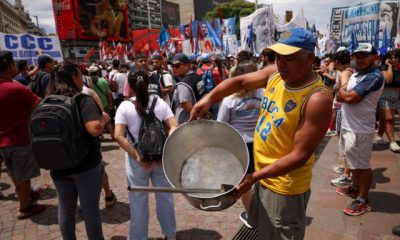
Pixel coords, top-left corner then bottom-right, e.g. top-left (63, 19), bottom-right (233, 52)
top-left (389, 142), bottom-right (400, 153)
top-left (374, 135), bottom-right (385, 144)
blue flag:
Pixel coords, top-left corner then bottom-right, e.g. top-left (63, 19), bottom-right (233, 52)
top-left (349, 30), bottom-right (358, 53)
top-left (225, 38), bottom-right (229, 56)
top-left (224, 17), bottom-right (236, 35)
top-left (246, 24), bottom-right (254, 52)
top-left (205, 20), bottom-right (223, 48)
top-left (215, 19), bottom-right (222, 36)
top-left (158, 25), bottom-right (170, 48)
top-left (382, 27), bottom-right (388, 49)
top-left (374, 21), bottom-right (379, 48)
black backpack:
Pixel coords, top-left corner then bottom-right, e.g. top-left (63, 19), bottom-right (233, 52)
top-left (126, 97), bottom-right (167, 162)
top-left (29, 94), bottom-right (88, 170)
top-left (29, 72), bottom-right (46, 98)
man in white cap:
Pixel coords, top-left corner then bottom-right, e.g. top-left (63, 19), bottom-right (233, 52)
top-left (335, 43), bottom-right (384, 216)
top-left (190, 28), bottom-right (332, 239)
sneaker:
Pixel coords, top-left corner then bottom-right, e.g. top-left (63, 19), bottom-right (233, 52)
top-left (105, 191), bottom-right (117, 208)
top-left (239, 211), bottom-right (254, 228)
top-left (343, 199), bottom-right (371, 216)
top-left (374, 135), bottom-right (385, 144)
top-left (393, 225), bottom-right (400, 236)
top-left (336, 186), bottom-right (359, 199)
top-left (325, 130), bottom-right (337, 137)
top-left (390, 142), bottom-right (400, 153)
top-left (17, 204), bottom-right (46, 220)
top-left (331, 175), bottom-right (352, 186)
top-left (332, 166), bottom-right (344, 174)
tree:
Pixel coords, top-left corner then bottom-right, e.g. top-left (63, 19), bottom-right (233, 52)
top-left (204, 0), bottom-right (256, 39)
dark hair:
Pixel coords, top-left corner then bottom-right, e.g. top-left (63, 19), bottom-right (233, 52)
top-left (0, 51), bottom-right (15, 74)
top-left (237, 50), bottom-right (253, 63)
top-left (261, 49), bottom-right (276, 62)
top-left (112, 59), bottom-right (120, 69)
top-left (47, 61), bottom-right (80, 97)
top-left (334, 50), bottom-right (351, 65)
top-left (127, 70), bottom-right (149, 117)
top-left (16, 60), bottom-right (28, 72)
top-left (392, 48), bottom-right (400, 59)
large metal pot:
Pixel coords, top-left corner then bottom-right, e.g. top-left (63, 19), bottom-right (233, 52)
top-left (163, 120), bottom-right (249, 211)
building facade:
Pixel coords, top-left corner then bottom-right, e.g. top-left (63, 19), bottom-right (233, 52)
top-left (168, 0), bottom-right (194, 25)
top-left (128, 0), bottom-right (162, 30)
top-left (0, 0), bottom-right (45, 35)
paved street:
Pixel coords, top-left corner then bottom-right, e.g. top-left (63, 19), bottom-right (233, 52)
top-left (0, 134), bottom-right (399, 240)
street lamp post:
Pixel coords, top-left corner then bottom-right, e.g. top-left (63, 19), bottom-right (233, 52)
top-left (32, 15), bottom-right (39, 29)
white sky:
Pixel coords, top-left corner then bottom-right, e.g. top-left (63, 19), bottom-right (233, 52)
top-left (9, 0), bottom-right (378, 35)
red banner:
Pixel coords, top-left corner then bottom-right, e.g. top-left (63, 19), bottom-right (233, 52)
top-left (53, 0), bottom-right (77, 40)
top-left (131, 28), bottom-right (182, 54)
top-left (73, 0), bottom-right (130, 42)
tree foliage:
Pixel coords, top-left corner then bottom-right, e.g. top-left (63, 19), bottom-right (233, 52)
top-left (204, 0), bottom-right (255, 38)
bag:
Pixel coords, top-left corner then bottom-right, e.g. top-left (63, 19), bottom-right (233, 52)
top-left (29, 94), bottom-right (87, 170)
top-left (200, 67), bottom-right (216, 92)
top-left (109, 74), bottom-right (118, 92)
top-left (29, 72), bottom-right (46, 98)
top-left (126, 97), bottom-right (167, 162)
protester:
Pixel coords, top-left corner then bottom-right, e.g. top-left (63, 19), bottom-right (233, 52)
top-left (124, 54), bottom-right (149, 99)
top-left (171, 53), bottom-right (205, 124)
top-left (88, 64), bottom-right (115, 140)
top-left (14, 60), bottom-right (38, 86)
top-left (114, 70), bottom-right (178, 240)
top-left (375, 48), bottom-right (400, 152)
top-left (47, 61), bottom-right (110, 239)
top-left (216, 60), bottom-right (264, 228)
top-left (0, 51), bottom-right (46, 220)
top-left (330, 49), bottom-right (355, 187)
top-left (190, 28), bottom-right (332, 239)
top-left (149, 55), bottom-right (174, 106)
top-left (113, 63), bottom-right (129, 108)
top-left (260, 47), bottom-right (276, 69)
top-left (31, 54), bottom-right (55, 98)
top-left (335, 43), bottom-right (384, 216)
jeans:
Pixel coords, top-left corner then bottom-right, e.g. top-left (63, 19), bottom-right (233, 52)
top-left (125, 153), bottom-right (176, 240)
top-left (52, 162), bottom-right (104, 240)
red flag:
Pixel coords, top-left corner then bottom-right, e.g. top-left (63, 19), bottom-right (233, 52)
top-left (83, 47), bottom-right (95, 62)
top-left (218, 5), bottom-right (223, 25)
top-left (197, 22), bottom-right (203, 41)
top-left (189, 16), bottom-right (194, 52)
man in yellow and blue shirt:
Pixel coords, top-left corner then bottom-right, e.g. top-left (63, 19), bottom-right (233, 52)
top-left (190, 28), bottom-right (333, 239)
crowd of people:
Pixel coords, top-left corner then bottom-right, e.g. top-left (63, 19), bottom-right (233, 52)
top-left (0, 26), bottom-right (400, 239)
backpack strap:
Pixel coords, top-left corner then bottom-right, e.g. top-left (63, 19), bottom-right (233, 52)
top-left (149, 96), bottom-right (158, 116)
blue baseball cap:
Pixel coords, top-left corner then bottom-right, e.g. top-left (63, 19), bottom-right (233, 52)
top-left (201, 53), bottom-right (210, 62)
top-left (267, 28), bottom-right (316, 55)
top-left (169, 53), bottom-right (190, 65)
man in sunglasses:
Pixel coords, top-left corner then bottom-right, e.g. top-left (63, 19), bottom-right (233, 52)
top-left (170, 53), bottom-right (205, 124)
top-left (335, 43), bottom-right (384, 216)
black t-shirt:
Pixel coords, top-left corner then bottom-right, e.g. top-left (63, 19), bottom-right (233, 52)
top-left (381, 64), bottom-right (400, 88)
top-left (148, 72), bottom-right (163, 97)
top-left (180, 72), bottom-right (205, 102)
top-left (51, 95), bottom-right (102, 178)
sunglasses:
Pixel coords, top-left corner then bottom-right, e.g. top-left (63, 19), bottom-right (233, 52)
top-left (172, 63), bottom-right (182, 69)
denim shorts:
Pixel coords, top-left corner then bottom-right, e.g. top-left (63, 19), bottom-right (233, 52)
top-left (378, 89), bottom-right (400, 110)
top-left (0, 145), bottom-right (40, 181)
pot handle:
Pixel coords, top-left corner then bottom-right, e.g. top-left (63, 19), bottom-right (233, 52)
top-left (200, 200), bottom-right (222, 210)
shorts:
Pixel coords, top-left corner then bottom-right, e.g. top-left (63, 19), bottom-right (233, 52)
top-left (339, 129), bottom-right (374, 169)
top-left (248, 183), bottom-right (310, 240)
top-left (246, 142), bottom-right (254, 174)
top-left (0, 145), bottom-right (40, 181)
top-left (378, 89), bottom-right (400, 110)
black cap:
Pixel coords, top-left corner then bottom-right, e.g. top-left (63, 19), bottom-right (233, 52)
top-left (38, 54), bottom-right (53, 68)
top-left (0, 51), bottom-right (14, 64)
top-left (169, 53), bottom-right (190, 65)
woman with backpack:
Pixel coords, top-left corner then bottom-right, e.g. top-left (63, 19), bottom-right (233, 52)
top-left (46, 61), bottom-right (110, 240)
top-left (114, 70), bottom-right (178, 240)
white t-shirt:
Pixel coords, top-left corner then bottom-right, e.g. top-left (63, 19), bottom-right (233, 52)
top-left (113, 72), bottom-right (128, 95)
top-left (341, 68), bottom-right (384, 134)
top-left (217, 88), bottom-right (264, 142)
top-left (115, 95), bottom-right (174, 141)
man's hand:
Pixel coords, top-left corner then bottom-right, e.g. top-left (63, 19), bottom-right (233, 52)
top-left (189, 95), bottom-right (212, 121)
top-left (232, 173), bottom-right (254, 199)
